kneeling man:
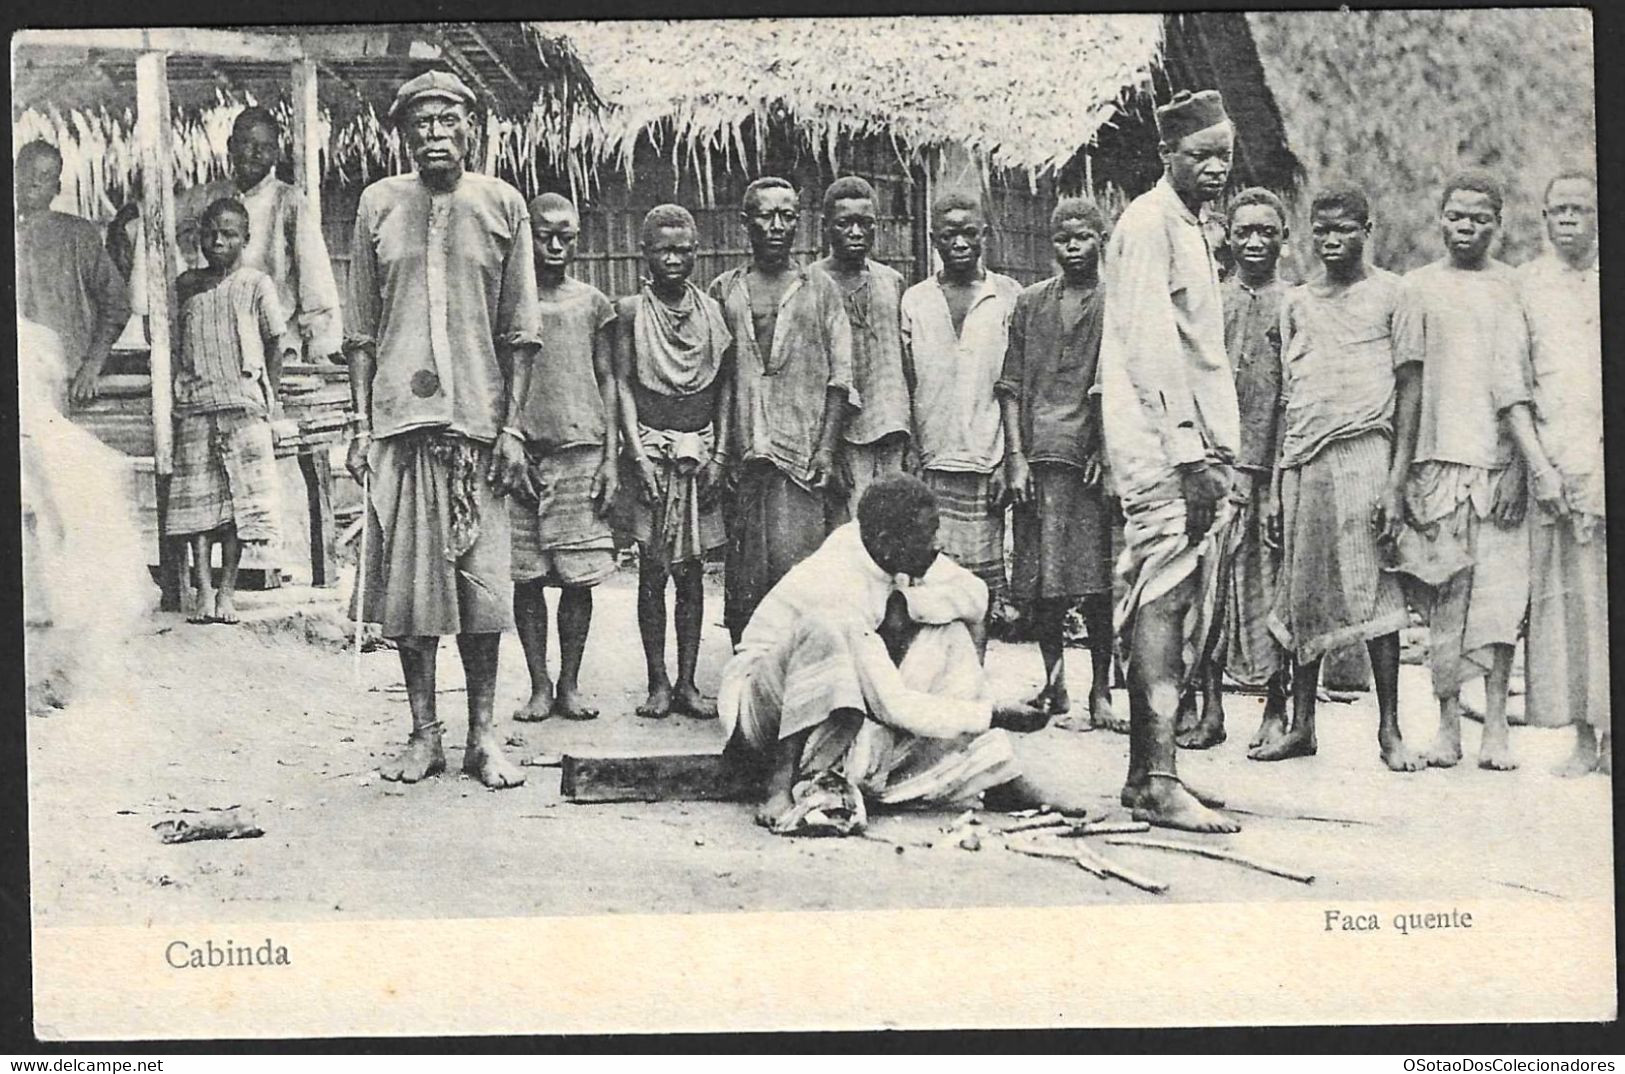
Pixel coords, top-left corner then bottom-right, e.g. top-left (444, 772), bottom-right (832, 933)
top-left (718, 473), bottom-right (1074, 834)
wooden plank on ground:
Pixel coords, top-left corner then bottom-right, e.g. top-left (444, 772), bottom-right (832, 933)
top-left (560, 749), bottom-right (757, 803)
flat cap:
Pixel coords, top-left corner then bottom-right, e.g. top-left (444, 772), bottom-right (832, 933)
top-left (388, 70), bottom-right (478, 124)
top-left (1155, 89), bottom-right (1229, 144)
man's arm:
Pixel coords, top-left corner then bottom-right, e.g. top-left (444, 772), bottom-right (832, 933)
top-left (591, 311), bottom-right (620, 510)
top-left (342, 202), bottom-right (380, 483)
top-left (487, 200), bottom-right (543, 497)
top-left (1110, 218), bottom-right (1205, 468)
top-left (811, 284), bottom-right (856, 487)
top-left (70, 230), bottom-right (135, 403)
top-left (289, 192), bottom-right (345, 359)
top-left (995, 293), bottom-right (1030, 503)
top-left (1505, 402), bottom-right (1563, 517)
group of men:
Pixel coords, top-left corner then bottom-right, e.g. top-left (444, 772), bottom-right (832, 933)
top-left (16, 71), bottom-right (1606, 834)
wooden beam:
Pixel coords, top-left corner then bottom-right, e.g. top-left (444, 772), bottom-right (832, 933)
top-left (457, 23), bottom-right (530, 104)
top-left (19, 27), bottom-right (304, 61)
top-left (560, 749), bottom-right (759, 803)
top-left (289, 58), bottom-right (322, 221)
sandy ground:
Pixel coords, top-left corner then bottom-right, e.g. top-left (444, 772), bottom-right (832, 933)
top-left (28, 569), bottom-right (1614, 926)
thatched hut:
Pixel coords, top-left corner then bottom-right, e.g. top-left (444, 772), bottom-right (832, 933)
top-left (1246, 8), bottom-right (1595, 270)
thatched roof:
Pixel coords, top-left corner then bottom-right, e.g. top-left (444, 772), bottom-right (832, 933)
top-left (1247, 8), bottom-right (1595, 270)
top-left (11, 23), bottom-right (596, 219)
top-left (541, 15), bottom-right (1165, 192)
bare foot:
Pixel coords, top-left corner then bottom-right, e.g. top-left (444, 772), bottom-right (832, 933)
top-left (550, 686), bottom-right (599, 722)
top-left (512, 680), bottom-right (555, 723)
top-left (1421, 733), bottom-right (1463, 769)
top-left (1088, 699), bottom-right (1131, 734)
top-left (755, 788), bottom-right (794, 828)
top-left (1027, 681), bottom-right (1070, 717)
top-left (188, 589), bottom-right (215, 625)
top-left (1121, 777), bottom-right (1225, 809)
top-left (672, 683), bottom-right (718, 720)
top-left (1477, 734), bottom-right (1518, 771)
top-left (1174, 692), bottom-right (1199, 737)
top-left (637, 683), bottom-right (673, 719)
top-left (1379, 739), bottom-right (1426, 773)
top-left (463, 737), bottom-right (527, 789)
top-left (1250, 696), bottom-right (1287, 749)
top-left (1176, 715), bottom-right (1226, 750)
top-left (379, 734), bottom-right (446, 783)
top-left (1130, 775), bottom-right (1240, 833)
top-left (212, 593), bottom-right (239, 624)
top-left (1553, 730), bottom-right (1601, 778)
top-left (1248, 728), bottom-right (1316, 762)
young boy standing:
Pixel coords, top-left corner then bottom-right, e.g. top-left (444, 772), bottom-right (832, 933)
top-left (167, 198), bottom-right (290, 624)
top-left (1262, 185), bottom-right (1422, 771)
top-left (509, 193), bottom-right (620, 722)
top-left (1178, 188), bottom-right (1291, 750)
top-left (996, 197), bottom-right (1117, 730)
top-left (612, 205), bottom-right (734, 719)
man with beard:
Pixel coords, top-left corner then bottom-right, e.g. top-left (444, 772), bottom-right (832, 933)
top-left (343, 71), bottom-right (541, 789)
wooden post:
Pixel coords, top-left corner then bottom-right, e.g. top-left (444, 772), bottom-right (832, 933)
top-left (136, 50), bottom-right (184, 611)
top-left (290, 58), bottom-right (321, 223)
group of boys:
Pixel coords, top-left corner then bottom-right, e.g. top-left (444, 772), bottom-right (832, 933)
top-left (21, 70), bottom-right (1603, 826)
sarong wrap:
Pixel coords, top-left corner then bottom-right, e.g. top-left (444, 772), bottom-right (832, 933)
top-left (1221, 470), bottom-right (1283, 682)
top-left (1401, 461), bottom-right (1529, 698)
top-left (922, 469), bottom-right (1007, 602)
top-left (352, 431), bottom-right (513, 641)
top-left (1268, 431), bottom-right (1409, 663)
top-left (1114, 472), bottom-right (1241, 693)
top-left (1524, 503), bottom-right (1608, 732)
top-left (840, 434), bottom-right (908, 518)
top-left (724, 461), bottom-right (840, 633)
top-left (167, 410), bottom-right (281, 542)
top-left (720, 614), bottom-right (1019, 807)
top-left (511, 444), bottom-right (614, 584)
top-left (612, 423), bottom-right (726, 566)
top-left (1010, 462), bottom-right (1111, 601)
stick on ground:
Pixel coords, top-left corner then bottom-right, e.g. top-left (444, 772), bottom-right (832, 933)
top-left (1104, 836), bottom-right (1315, 884)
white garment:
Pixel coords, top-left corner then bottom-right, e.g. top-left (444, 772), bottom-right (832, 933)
top-left (901, 271), bottom-right (1020, 474)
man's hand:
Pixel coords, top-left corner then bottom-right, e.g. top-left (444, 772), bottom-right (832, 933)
top-left (809, 447), bottom-right (839, 491)
top-left (346, 431), bottom-right (372, 485)
top-left (1372, 480), bottom-right (1406, 544)
top-left (1491, 462), bottom-right (1528, 527)
top-left (1081, 449), bottom-right (1102, 488)
top-left (69, 359), bottom-right (105, 405)
top-left (1529, 464), bottom-right (1569, 519)
top-left (591, 455), bottom-right (619, 515)
top-left (489, 430), bottom-right (533, 500)
top-left (1263, 485), bottom-right (1283, 551)
top-left (634, 456), bottom-right (661, 505)
top-left (698, 458), bottom-right (725, 508)
top-left (988, 466), bottom-right (1009, 512)
top-left (1179, 462), bottom-right (1228, 542)
top-left (1005, 452), bottom-right (1033, 506)
top-left (991, 699), bottom-right (1050, 734)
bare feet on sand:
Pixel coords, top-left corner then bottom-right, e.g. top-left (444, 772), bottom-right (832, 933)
top-left (380, 734), bottom-right (446, 783)
top-left (1477, 729), bottom-right (1517, 771)
top-left (1176, 710), bottom-right (1226, 750)
top-left (672, 683), bottom-right (717, 719)
top-left (1250, 697), bottom-right (1287, 749)
top-left (1121, 776), bottom-right (1225, 810)
top-left (1128, 774), bottom-right (1239, 833)
top-left (637, 683), bottom-right (672, 719)
top-left (187, 589), bottom-right (215, 625)
top-left (212, 593), bottom-right (239, 624)
top-left (755, 788), bottom-right (795, 828)
top-left (1421, 732), bottom-right (1463, 769)
top-left (512, 681), bottom-right (555, 722)
top-left (1248, 727), bottom-right (1316, 762)
top-left (1027, 681), bottom-right (1070, 716)
top-left (1085, 687), bottom-right (1130, 733)
top-left (550, 685), bottom-right (599, 721)
top-left (1379, 738), bottom-right (1426, 772)
top-left (463, 736), bottom-right (526, 789)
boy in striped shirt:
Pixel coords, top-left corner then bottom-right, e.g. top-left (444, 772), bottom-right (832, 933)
top-left (168, 197), bottom-right (290, 625)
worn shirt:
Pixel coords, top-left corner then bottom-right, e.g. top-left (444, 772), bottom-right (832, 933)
top-left (995, 274), bottom-right (1104, 468)
top-left (811, 258), bottom-right (911, 445)
top-left (902, 271), bottom-right (1021, 474)
top-left (1099, 177), bottom-right (1239, 504)
top-left (1221, 274), bottom-right (1287, 472)
top-left (709, 264), bottom-right (856, 485)
top-left (517, 277), bottom-right (615, 452)
top-left (346, 172), bottom-right (542, 443)
top-left (15, 210), bottom-right (131, 373)
top-left (174, 173), bottom-right (344, 358)
top-left (1518, 253), bottom-right (1602, 493)
top-left (1394, 259), bottom-right (1531, 469)
top-left (1276, 269), bottom-right (1408, 469)
top-left (174, 266), bottom-right (287, 418)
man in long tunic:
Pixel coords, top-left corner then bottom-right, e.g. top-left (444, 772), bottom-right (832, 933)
top-left (811, 176), bottom-right (912, 515)
top-left (1512, 172), bottom-right (1608, 776)
top-left (901, 191), bottom-right (1021, 608)
top-left (710, 177), bottom-right (855, 646)
top-left (1393, 171), bottom-right (1532, 772)
top-left (1178, 188), bottom-right (1291, 750)
top-left (343, 71), bottom-right (541, 789)
top-left (1098, 90), bottom-right (1241, 832)
top-left (15, 140), bottom-right (131, 407)
top-left (718, 473), bottom-right (1067, 834)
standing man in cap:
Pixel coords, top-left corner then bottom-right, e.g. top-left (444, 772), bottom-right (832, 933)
top-left (1098, 89), bottom-right (1241, 832)
top-left (344, 70), bottom-right (542, 789)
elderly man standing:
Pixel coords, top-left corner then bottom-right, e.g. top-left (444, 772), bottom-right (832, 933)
top-left (1099, 90), bottom-right (1242, 833)
top-left (344, 71), bottom-right (541, 789)
top-left (710, 177), bottom-right (856, 647)
top-left (15, 140), bottom-right (131, 406)
top-left (1512, 171), bottom-right (1607, 776)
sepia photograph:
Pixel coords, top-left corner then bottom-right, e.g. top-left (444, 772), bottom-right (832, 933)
top-left (12, 8), bottom-right (1613, 1040)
